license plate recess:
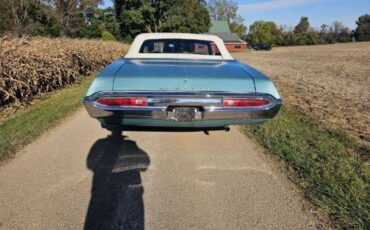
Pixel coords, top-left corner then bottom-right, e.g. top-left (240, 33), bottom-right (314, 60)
top-left (167, 107), bottom-right (203, 121)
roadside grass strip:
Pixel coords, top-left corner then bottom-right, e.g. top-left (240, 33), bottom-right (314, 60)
top-left (244, 107), bottom-right (370, 229)
top-left (0, 78), bottom-right (91, 161)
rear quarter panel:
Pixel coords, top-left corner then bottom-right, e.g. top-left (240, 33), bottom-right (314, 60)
top-left (86, 59), bottom-right (126, 96)
top-left (238, 62), bottom-right (281, 99)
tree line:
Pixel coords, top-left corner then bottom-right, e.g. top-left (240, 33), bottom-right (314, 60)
top-left (0, 0), bottom-right (248, 42)
top-left (0, 0), bottom-right (212, 41)
top-left (247, 15), bottom-right (370, 47)
top-left (0, 0), bottom-right (369, 46)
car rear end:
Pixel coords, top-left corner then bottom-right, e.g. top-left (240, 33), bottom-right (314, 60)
top-left (83, 33), bottom-right (282, 131)
top-left (84, 90), bottom-right (282, 130)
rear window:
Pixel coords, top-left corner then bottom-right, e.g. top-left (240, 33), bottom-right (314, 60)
top-left (139, 39), bottom-right (221, 56)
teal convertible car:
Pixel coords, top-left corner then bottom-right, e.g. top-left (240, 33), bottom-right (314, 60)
top-left (84, 33), bottom-right (282, 131)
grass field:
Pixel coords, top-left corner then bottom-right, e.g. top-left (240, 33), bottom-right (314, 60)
top-left (234, 42), bottom-right (370, 145)
top-left (236, 43), bottom-right (370, 229)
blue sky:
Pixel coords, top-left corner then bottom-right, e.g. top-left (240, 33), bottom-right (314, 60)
top-left (100, 0), bottom-right (370, 30)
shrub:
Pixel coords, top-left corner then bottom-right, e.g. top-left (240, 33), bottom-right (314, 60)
top-left (102, 31), bottom-right (116, 41)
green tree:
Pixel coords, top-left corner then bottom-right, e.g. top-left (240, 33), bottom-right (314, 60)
top-left (114, 0), bottom-right (173, 41)
top-left (80, 7), bottom-right (104, 38)
top-left (266, 21), bottom-right (284, 45)
top-left (152, 0), bottom-right (175, 31)
top-left (114, 0), bottom-right (210, 42)
top-left (294, 17), bottom-right (310, 34)
top-left (30, 4), bottom-right (61, 36)
top-left (80, 7), bottom-right (120, 39)
top-left (207, 0), bottom-right (247, 37)
top-left (0, 0), bottom-right (121, 39)
top-left (101, 7), bottom-right (120, 39)
top-left (306, 29), bottom-right (319, 45)
top-left (293, 17), bottom-right (318, 45)
top-left (229, 21), bottom-right (247, 38)
top-left (282, 30), bottom-right (296, 46)
top-left (295, 31), bottom-right (319, 45)
top-left (0, 0), bottom-right (61, 36)
top-left (118, 0), bottom-right (156, 42)
top-left (247, 21), bottom-right (287, 46)
top-left (0, 0), bottom-right (36, 35)
top-left (42, 0), bottom-right (103, 37)
top-left (247, 21), bottom-right (274, 46)
top-left (114, 0), bottom-right (125, 22)
top-left (159, 0), bottom-right (210, 34)
top-left (355, 14), bottom-right (370, 41)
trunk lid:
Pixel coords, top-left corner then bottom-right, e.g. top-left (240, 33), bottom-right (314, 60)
top-left (113, 59), bottom-right (255, 93)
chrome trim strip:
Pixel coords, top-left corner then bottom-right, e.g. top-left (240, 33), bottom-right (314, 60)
top-left (83, 91), bottom-right (282, 120)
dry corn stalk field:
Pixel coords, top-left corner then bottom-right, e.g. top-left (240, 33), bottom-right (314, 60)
top-left (234, 42), bottom-right (370, 144)
top-left (0, 36), bottom-right (129, 108)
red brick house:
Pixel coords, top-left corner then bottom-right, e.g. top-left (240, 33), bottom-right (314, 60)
top-left (207, 20), bottom-right (247, 52)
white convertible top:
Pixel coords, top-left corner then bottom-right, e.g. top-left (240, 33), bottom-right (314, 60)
top-left (125, 33), bottom-right (234, 60)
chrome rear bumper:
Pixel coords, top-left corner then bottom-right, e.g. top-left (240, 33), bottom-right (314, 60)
top-left (83, 91), bottom-right (282, 121)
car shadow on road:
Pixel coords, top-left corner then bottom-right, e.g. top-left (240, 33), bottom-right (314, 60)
top-left (84, 128), bottom-right (150, 230)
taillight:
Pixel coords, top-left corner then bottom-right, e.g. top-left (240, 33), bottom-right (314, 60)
top-left (97, 97), bottom-right (147, 106)
top-left (223, 98), bottom-right (270, 107)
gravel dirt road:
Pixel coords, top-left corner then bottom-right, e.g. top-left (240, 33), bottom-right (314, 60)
top-left (0, 109), bottom-right (318, 229)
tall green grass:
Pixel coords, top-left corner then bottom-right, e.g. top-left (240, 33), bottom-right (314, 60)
top-left (0, 78), bottom-right (91, 161)
top-left (244, 107), bottom-right (370, 229)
